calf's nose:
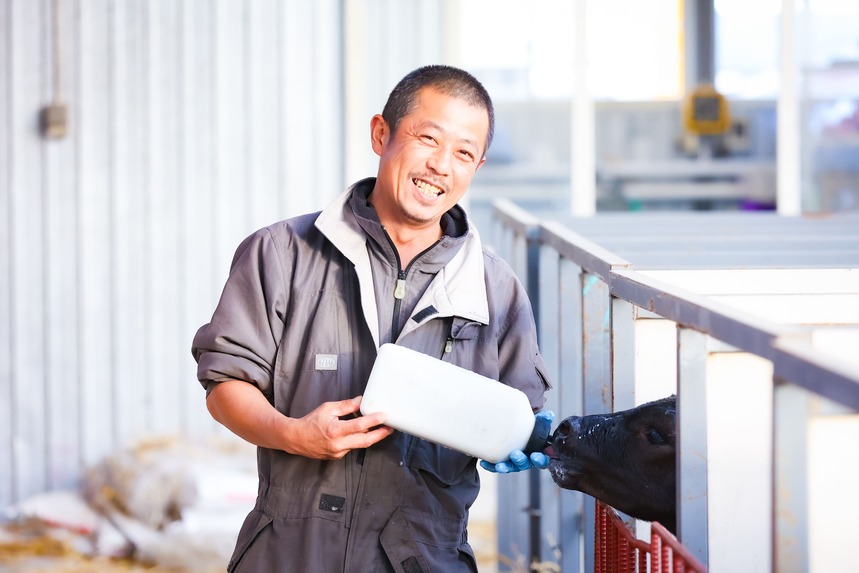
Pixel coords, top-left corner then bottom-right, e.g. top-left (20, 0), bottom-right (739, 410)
top-left (553, 416), bottom-right (582, 440)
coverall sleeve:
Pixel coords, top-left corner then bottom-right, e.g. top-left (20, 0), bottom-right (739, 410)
top-left (191, 227), bottom-right (288, 399)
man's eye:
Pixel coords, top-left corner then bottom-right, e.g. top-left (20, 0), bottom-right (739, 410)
top-left (422, 135), bottom-right (437, 143)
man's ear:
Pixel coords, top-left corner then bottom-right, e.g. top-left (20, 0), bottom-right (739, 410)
top-left (370, 114), bottom-right (388, 156)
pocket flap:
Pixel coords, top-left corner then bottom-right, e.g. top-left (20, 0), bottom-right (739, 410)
top-left (380, 508), bottom-right (432, 573)
top-left (227, 510), bottom-right (274, 572)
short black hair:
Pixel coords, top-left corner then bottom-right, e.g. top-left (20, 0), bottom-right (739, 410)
top-left (381, 65), bottom-right (495, 157)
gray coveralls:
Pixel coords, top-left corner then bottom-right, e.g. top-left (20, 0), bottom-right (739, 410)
top-left (192, 179), bottom-right (549, 572)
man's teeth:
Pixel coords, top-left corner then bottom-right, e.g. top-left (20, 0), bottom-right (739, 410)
top-left (414, 179), bottom-right (442, 197)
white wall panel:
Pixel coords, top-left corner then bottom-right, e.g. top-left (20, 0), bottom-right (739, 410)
top-left (213, 0), bottom-right (247, 275)
top-left (78, 0), bottom-right (114, 469)
top-left (0, 0), bottom-right (349, 509)
top-left (45, 0), bottom-right (82, 492)
top-left (311, 0), bottom-right (343, 215)
top-left (148, 0), bottom-right (185, 437)
top-left (111, 0), bottom-right (148, 446)
top-left (179, 0), bottom-right (219, 436)
top-left (0, 0), bottom-right (13, 507)
top-left (282, 0), bottom-right (316, 217)
top-left (248, 0), bottom-right (281, 231)
top-left (10, 0), bottom-right (49, 501)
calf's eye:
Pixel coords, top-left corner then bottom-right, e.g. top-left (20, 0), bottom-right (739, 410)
top-left (645, 428), bottom-right (666, 445)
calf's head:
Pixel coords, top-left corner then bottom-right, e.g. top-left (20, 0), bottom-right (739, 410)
top-left (546, 395), bottom-right (676, 532)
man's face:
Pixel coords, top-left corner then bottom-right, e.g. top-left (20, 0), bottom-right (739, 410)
top-left (370, 87), bottom-right (489, 231)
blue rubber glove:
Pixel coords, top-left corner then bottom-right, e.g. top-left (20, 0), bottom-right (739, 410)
top-left (479, 410), bottom-right (555, 473)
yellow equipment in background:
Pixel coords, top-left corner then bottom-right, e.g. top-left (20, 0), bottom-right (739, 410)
top-left (683, 84), bottom-right (732, 136)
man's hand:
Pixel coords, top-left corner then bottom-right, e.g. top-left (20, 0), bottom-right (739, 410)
top-left (285, 396), bottom-right (394, 460)
top-left (206, 382), bottom-right (392, 460)
top-left (479, 410), bottom-right (554, 473)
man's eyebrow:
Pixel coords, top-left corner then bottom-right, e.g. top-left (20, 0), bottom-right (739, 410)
top-left (414, 119), bottom-right (443, 134)
top-left (415, 120), bottom-right (480, 150)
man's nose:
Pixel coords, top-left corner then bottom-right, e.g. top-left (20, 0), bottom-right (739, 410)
top-left (427, 146), bottom-right (451, 175)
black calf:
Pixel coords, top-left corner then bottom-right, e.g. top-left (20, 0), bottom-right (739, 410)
top-left (546, 396), bottom-right (677, 533)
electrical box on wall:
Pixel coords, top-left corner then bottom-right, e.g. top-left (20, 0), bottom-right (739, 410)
top-left (40, 102), bottom-right (68, 140)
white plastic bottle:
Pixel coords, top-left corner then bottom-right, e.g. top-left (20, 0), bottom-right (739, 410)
top-left (360, 343), bottom-right (550, 463)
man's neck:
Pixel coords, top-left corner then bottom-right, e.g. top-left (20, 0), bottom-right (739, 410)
top-left (384, 223), bottom-right (443, 268)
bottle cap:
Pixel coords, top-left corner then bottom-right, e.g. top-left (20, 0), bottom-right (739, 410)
top-left (523, 412), bottom-right (553, 455)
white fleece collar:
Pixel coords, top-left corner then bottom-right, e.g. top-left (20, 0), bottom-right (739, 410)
top-left (315, 186), bottom-right (490, 346)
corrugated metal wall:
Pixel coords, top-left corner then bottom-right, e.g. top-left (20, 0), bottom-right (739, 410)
top-left (0, 0), bottom-right (346, 508)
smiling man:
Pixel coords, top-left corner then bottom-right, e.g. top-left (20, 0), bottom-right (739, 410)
top-left (370, 81), bottom-right (488, 244)
top-left (192, 65), bottom-right (551, 572)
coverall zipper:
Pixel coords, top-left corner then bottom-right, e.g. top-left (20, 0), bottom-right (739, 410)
top-left (383, 230), bottom-right (440, 340)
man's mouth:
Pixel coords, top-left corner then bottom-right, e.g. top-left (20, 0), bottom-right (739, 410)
top-left (413, 178), bottom-right (443, 198)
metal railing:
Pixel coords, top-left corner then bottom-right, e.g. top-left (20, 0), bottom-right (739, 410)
top-left (488, 199), bottom-right (859, 573)
top-left (595, 500), bottom-right (708, 573)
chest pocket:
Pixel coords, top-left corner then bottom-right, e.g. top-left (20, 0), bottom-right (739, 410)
top-left (449, 319), bottom-right (482, 343)
top-left (441, 318), bottom-right (498, 380)
top-left (438, 317), bottom-right (481, 356)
